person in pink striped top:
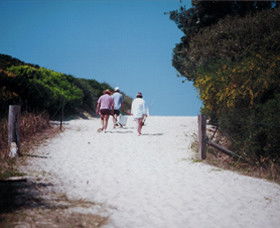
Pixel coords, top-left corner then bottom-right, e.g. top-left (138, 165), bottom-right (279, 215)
top-left (96, 89), bottom-right (114, 133)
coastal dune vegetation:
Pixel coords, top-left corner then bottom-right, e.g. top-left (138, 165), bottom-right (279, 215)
top-left (169, 1), bottom-right (280, 171)
top-left (0, 54), bottom-right (131, 161)
top-left (0, 54), bottom-right (131, 117)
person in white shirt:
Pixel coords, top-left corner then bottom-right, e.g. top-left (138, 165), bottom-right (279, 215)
top-left (131, 92), bottom-right (147, 136)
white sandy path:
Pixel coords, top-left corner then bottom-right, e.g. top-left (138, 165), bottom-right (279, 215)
top-left (27, 116), bottom-right (280, 228)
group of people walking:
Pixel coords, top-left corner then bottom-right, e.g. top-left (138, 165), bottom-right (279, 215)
top-left (96, 87), bottom-right (148, 136)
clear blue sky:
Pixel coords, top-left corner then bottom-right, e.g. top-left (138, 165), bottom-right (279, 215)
top-left (0, 0), bottom-right (201, 116)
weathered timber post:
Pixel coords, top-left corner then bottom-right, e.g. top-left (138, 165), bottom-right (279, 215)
top-left (60, 105), bottom-right (64, 131)
top-left (198, 114), bottom-right (207, 160)
top-left (8, 105), bottom-right (21, 157)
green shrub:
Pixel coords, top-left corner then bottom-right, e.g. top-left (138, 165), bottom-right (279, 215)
top-left (0, 54), bottom-right (132, 118)
top-left (5, 65), bottom-right (83, 115)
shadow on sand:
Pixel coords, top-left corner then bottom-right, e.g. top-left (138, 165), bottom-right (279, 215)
top-left (22, 154), bottom-right (49, 159)
top-left (107, 130), bottom-right (134, 134)
top-left (0, 180), bottom-right (55, 214)
top-left (0, 179), bottom-right (108, 227)
top-left (101, 131), bottom-right (164, 136)
top-left (141, 133), bottom-right (164, 136)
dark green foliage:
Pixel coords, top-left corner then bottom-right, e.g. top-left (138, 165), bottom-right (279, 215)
top-left (171, 7), bottom-right (280, 80)
top-left (66, 77), bottom-right (111, 112)
top-left (169, 0), bottom-right (275, 38)
top-left (0, 54), bottom-right (39, 69)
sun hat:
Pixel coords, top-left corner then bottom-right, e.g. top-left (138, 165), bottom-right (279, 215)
top-left (114, 87), bottom-right (120, 91)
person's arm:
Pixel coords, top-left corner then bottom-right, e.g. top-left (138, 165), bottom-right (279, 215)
top-left (96, 96), bottom-right (102, 114)
top-left (96, 102), bottom-right (100, 115)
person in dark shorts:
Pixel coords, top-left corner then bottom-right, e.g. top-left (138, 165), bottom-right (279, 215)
top-left (111, 87), bottom-right (124, 127)
top-left (96, 89), bottom-right (114, 133)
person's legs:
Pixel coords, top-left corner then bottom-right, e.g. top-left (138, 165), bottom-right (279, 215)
top-left (103, 114), bottom-right (110, 131)
top-left (137, 118), bottom-right (143, 135)
top-left (98, 115), bottom-right (105, 132)
top-left (113, 114), bottom-right (118, 127)
top-left (113, 110), bottom-right (120, 128)
top-left (112, 112), bottom-right (116, 124)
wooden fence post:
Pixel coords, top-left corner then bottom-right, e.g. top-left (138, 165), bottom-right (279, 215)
top-left (198, 114), bottom-right (207, 160)
top-left (60, 97), bottom-right (65, 131)
top-left (8, 105), bottom-right (21, 157)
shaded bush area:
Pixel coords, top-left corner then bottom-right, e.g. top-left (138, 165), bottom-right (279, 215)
top-left (170, 5), bottom-right (280, 165)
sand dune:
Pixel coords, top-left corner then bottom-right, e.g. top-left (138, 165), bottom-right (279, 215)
top-left (26, 116), bottom-right (280, 228)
